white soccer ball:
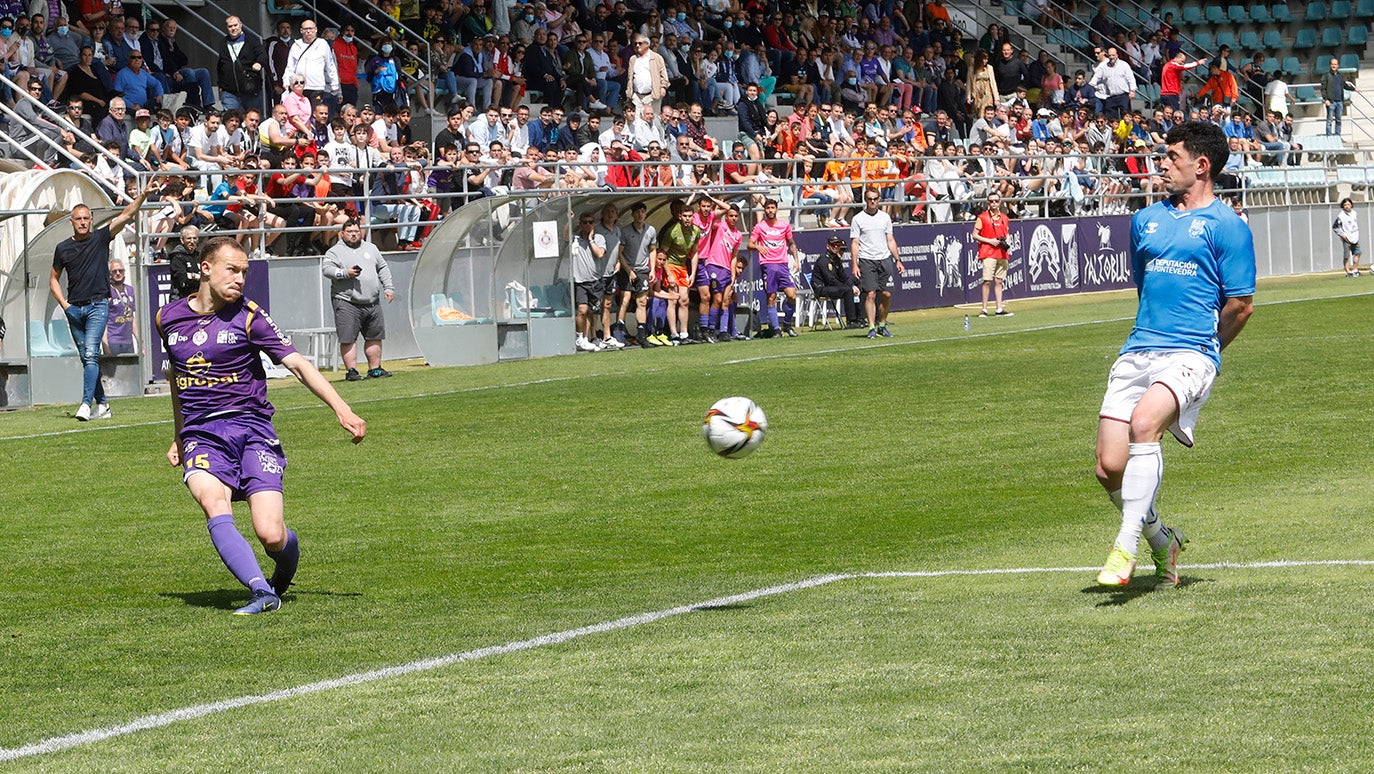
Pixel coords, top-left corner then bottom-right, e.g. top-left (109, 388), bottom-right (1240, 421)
top-left (702, 397), bottom-right (767, 459)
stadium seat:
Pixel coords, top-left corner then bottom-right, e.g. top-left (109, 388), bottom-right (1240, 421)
top-left (1182, 6), bottom-right (1204, 23)
top-left (1321, 26), bottom-right (1344, 47)
top-left (1228, 4), bottom-right (1249, 21)
top-left (1359, 0), bottom-right (1374, 17)
top-left (1240, 31), bottom-right (1261, 50)
top-left (1216, 31), bottom-right (1237, 49)
top-left (47, 321), bottom-right (76, 355)
top-left (1350, 25), bottom-right (1369, 44)
top-left (1332, 0), bottom-right (1353, 18)
top-left (1250, 3), bottom-right (1272, 22)
top-left (1272, 3), bottom-right (1294, 21)
top-left (27, 322), bottom-right (62, 357)
top-left (1308, 2), bottom-right (1328, 19)
top-left (1263, 30), bottom-right (1285, 50)
top-left (1194, 31), bottom-right (1215, 50)
top-left (1261, 55), bottom-right (1281, 73)
top-left (1294, 28), bottom-right (1318, 48)
top-left (1205, 4), bottom-right (1227, 22)
top-left (1281, 56), bottom-right (1302, 74)
top-left (1342, 52), bottom-right (1362, 69)
top-left (1293, 85), bottom-right (1320, 102)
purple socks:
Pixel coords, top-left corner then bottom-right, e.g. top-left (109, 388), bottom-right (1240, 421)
top-left (207, 514), bottom-right (273, 595)
top-left (266, 529), bottom-right (299, 595)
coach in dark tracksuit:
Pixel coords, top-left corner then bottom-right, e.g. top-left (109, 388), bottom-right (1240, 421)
top-left (812, 234), bottom-right (864, 327)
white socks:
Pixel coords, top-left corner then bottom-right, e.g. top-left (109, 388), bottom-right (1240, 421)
top-left (1113, 442), bottom-right (1164, 554)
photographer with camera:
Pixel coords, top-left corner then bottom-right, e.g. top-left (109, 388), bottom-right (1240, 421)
top-left (972, 192), bottom-right (1014, 317)
top-left (323, 219), bottom-right (395, 382)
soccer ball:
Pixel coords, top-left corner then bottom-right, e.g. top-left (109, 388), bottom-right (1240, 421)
top-left (702, 397), bottom-right (767, 459)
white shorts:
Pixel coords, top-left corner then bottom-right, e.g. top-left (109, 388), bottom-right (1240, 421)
top-left (1099, 350), bottom-right (1217, 447)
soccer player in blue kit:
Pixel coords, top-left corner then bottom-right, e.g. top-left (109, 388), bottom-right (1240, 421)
top-left (159, 237), bottom-right (367, 614)
top-left (1094, 122), bottom-right (1256, 588)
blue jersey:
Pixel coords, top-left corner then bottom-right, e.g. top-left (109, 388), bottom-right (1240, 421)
top-left (1122, 197), bottom-right (1256, 369)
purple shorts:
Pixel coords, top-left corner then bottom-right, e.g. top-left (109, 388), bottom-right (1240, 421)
top-left (762, 262), bottom-right (795, 294)
top-left (696, 264), bottom-right (733, 293)
top-left (179, 412), bottom-right (287, 500)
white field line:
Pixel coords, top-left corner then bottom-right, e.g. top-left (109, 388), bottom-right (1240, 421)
top-left (1, 289), bottom-right (1368, 442)
top-left (3, 559), bottom-right (1372, 763)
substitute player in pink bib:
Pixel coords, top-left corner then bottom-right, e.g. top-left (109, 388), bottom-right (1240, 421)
top-left (693, 193), bottom-right (743, 343)
top-left (747, 198), bottom-right (802, 337)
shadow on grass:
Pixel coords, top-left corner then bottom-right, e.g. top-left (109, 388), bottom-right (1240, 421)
top-left (694, 602), bottom-right (752, 612)
top-left (1079, 574), bottom-right (1209, 607)
top-left (160, 588), bottom-right (365, 610)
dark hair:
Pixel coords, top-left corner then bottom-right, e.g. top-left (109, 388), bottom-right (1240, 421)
top-left (1164, 121), bottom-right (1229, 182)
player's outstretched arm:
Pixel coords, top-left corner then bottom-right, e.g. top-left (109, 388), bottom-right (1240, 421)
top-left (281, 352), bottom-right (367, 443)
top-left (1218, 294), bottom-right (1254, 350)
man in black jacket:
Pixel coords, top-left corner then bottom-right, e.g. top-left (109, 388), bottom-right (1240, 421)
top-left (218, 16), bottom-right (266, 113)
top-left (812, 234), bottom-right (864, 327)
top-left (736, 82), bottom-right (767, 162)
top-left (166, 225), bottom-right (202, 300)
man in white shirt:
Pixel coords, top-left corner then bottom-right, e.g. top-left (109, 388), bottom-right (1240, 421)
top-left (587, 34), bottom-right (621, 112)
top-left (186, 109), bottom-right (234, 188)
top-left (283, 19), bottom-right (341, 115)
top-left (507, 104), bottom-right (531, 157)
top-left (626, 103), bottom-right (662, 151)
top-left (1089, 46), bottom-right (1136, 121)
top-left (469, 106), bottom-right (508, 148)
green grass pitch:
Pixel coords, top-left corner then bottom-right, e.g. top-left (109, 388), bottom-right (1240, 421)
top-left (3, 274), bottom-right (1374, 770)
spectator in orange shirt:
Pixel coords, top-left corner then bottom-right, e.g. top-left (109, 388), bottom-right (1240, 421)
top-left (1195, 64), bottom-right (1238, 108)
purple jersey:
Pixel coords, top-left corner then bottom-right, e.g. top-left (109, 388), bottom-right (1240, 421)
top-left (156, 296), bottom-right (298, 425)
top-left (107, 283), bottom-right (137, 353)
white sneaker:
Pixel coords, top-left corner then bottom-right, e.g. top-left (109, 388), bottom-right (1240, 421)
top-left (74, 402), bottom-right (92, 421)
top-left (588, 99), bottom-right (608, 110)
top-left (93, 402), bottom-right (112, 420)
top-left (601, 336), bottom-right (625, 349)
top-left (575, 336), bottom-right (596, 352)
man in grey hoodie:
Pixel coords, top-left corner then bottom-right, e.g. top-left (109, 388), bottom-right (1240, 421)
top-left (322, 219), bottom-right (395, 381)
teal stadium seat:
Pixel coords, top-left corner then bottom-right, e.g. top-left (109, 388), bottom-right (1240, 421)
top-left (1321, 26), bottom-right (1344, 46)
top-left (1261, 56), bottom-right (1281, 73)
top-left (1293, 84), bottom-right (1320, 102)
top-left (1228, 5), bottom-right (1249, 21)
top-left (1350, 25), bottom-right (1369, 44)
top-left (1359, 0), bottom-right (1374, 17)
top-left (1263, 30), bottom-right (1285, 49)
top-left (1182, 6), bottom-right (1204, 23)
top-left (1294, 28), bottom-right (1317, 48)
top-left (1205, 5), bottom-right (1226, 23)
top-left (1342, 52), bottom-right (1362, 69)
top-left (1240, 31), bottom-right (1261, 50)
top-left (1272, 3), bottom-right (1294, 21)
top-left (1216, 31), bottom-right (1237, 48)
top-left (1281, 56), bottom-right (1302, 74)
top-left (47, 321), bottom-right (76, 355)
top-left (1194, 31), bottom-right (1214, 49)
top-left (1332, 0), bottom-right (1353, 18)
top-left (27, 322), bottom-right (62, 357)
top-left (1308, 2), bottom-right (1328, 19)
top-left (1250, 4), bottom-right (1272, 22)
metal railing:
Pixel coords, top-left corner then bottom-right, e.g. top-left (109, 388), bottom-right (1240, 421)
top-left (109, 143), bottom-right (1356, 265)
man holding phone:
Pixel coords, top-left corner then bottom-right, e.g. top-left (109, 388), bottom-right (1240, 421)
top-left (323, 219), bottom-right (395, 381)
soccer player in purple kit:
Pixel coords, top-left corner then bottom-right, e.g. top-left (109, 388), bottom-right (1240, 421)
top-left (747, 198), bottom-right (802, 337)
top-left (159, 237), bottom-right (367, 615)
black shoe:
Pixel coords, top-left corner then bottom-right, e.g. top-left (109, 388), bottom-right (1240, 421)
top-left (345, 368), bottom-right (366, 381)
top-left (703, 329), bottom-right (718, 343)
top-left (639, 335), bottom-right (657, 348)
top-left (367, 367), bottom-right (393, 378)
top-left (784, 327), bottom-right (799, 337)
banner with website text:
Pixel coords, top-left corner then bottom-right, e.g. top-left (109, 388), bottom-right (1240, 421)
top-left (782, 214), bottom-right (1135, 310)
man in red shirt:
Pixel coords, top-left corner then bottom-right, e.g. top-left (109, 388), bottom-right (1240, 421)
top-left (332, 24), bottom-right (361, 110)
top-left (971, 193), bottom-right (1013, 317)
top-left (1159, 50), bottom-right (1206, 112)
top-left (603, 140), bottom-right (644, 188)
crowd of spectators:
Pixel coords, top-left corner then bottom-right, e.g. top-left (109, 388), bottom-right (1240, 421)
top-left (0, 0), bottom-right (1344, 253)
